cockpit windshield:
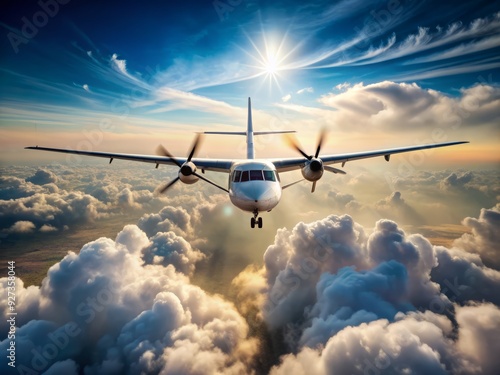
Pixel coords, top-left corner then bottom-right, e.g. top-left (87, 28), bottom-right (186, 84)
top-left (232, 170), bottom-right (277, 183)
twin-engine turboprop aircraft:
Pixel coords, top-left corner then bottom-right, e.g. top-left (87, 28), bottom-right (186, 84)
top-left (26, 98), bottom-right (468, 228)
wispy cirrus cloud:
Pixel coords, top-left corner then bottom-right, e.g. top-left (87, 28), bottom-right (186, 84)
top-left (392, 59), bottom-right (500, 82)
top-left (295, 11), bottom-right (500, 75)
top-left (352, 12), bottom-right (500, 66)
top-left (407, 34), bottom-right (500, 64)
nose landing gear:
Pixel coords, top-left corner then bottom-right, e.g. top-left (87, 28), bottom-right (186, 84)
top-left (250, 210), bottom-right (263, 228)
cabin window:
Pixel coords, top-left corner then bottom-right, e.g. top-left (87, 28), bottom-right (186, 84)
top-left (263, 170), bottom-right (276, 181)
top-left (233, 170), bottom-right (241, 182)
top-left (241, 170), bottom-right (249, 182)
top-left (250, 170), bottom-right (264, 181)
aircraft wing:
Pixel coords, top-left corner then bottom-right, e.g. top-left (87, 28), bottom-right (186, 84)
top-left (24, 146), bottom-right (234, 172)
top-left (271, 141), bottom-right (469, 172)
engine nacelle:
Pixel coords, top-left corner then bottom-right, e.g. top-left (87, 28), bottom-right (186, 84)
top-left (179, 161), bottom-right (199, 184)
top-left (301, 158), bottom-right (324, 182)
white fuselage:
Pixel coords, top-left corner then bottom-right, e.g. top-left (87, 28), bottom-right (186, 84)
top-left (228, 160), bottom-right (282, 213)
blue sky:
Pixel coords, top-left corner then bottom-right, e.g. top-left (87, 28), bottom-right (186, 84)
top-left (0, 0), bottom-right (499, 163)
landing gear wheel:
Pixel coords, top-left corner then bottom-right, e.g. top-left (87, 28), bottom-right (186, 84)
top-left (251, 210), bottom-right (262, 228)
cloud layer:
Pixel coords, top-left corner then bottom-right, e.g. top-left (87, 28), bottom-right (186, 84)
top-left (1, 163), bottom-right (499, 374)
top-left (2, 200), bottom-right (500, 374)
top-left (306, 81), bottom-right (500, 132)
top-left (0, 222), bottom-right (255, 374)
top-left (234, 204), bottom-right (500, 375)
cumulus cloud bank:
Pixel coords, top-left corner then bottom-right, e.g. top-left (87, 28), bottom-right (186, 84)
top-left (453, 203), bottom-right (500, 269)
top-left (317, 81), bottom-right (500, 131)
top-left (1, 223), bottom-right (255, 374)
top-left (0, 165), bottom-right (193, 236)
top-left (2, 201), bottom-right (500, 374)
top-left (234, 205), bottom-right (500, 375)
top-left (1, 163), bottom-right (499, 374)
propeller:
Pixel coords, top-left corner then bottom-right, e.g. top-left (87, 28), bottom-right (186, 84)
top-left (285, 129), bottom-right (326, 161)
top-left (285, 130), bottom-right (345, 193)
top-left (156, 134), bottom-right (228, 194)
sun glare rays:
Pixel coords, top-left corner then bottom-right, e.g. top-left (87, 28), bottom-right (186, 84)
top-left (242, 29), bottom-right (301, 93)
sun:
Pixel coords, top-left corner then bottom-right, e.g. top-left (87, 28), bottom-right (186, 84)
top-left (264, 53), bottom-right (280, 75)
top-left (260, 41), bottom-right (286, 81)
top-left (244, 31), bottom-right (298, 91)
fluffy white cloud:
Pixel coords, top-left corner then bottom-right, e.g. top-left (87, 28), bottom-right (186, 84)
top-left (456, 303), bottom-right (500, 375)
top-left (431, 245), bottom-right (500, 306)
top-left (299, 261), bottom-right (413, 348)
top-left (26, 169), bottom-right (58, 185)
top-left (0, 166), bottom-right (185, 236)
top-left (3, 220), bottom-right (36, 233)
top-left (440, 171), bottom-right (474, 191)
top-left (453, 204), bottom-right (500, 269)
top-left (234, 204), bottom-right (500, 374)
top-left (1, 163), bottom-right (499, 374)
top-left (0, 224), bottom-right (256, 374)
top-left (0, 190), bottom-right (109, 232)
top-left (142, 231), bottom-right (205, 275)
top-left (271, 310), bottom-right (479, 375)
top-left (316, 81), bottom-right (499, 131)
top-left (138, 206), bottom-right (193, 238)
top-left (261, 215), bottom-right (370, 330)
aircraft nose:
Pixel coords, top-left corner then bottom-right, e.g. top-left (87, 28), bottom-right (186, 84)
top-left (242, 183), bottom-right (273, 202)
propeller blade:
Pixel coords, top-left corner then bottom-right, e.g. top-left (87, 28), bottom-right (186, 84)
top-left (324, 166), bottom-right (346, 174)
top-left (315, 129), bottom-right (327, 158)
top-left (311, 181), bottom-right (317, 193)
top-left (158, 176), bottom-right (180, 194)
top-left (187, 133), bottom-right (203, 162)
top-left (193, 172), bottom-right (229, 193)
top-left (156, 145), bottom-right (182, 168)
top-left (285, 134), bottom-right (311, 160)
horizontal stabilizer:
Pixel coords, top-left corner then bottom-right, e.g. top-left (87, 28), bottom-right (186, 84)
top-left (204, 130), bottom-right (296, 136)
top-left (204, 131), bottom-right (246, 135)
top-left (254, 131), bottom-right (296, 135)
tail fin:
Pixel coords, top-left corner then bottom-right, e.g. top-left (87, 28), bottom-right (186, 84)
top-left (203, 97), bottom-right (296, 159)
top-left (247, 97), bottom-right (254, 159)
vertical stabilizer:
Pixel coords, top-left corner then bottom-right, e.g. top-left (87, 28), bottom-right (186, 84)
top-left (247, 97), bottom-right (254, 159)
top-left (203, 97), bottom-right (295, 159)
